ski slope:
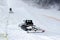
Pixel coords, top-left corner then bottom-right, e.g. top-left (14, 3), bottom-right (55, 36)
top-left (0, 0), bottom-right (60, 40)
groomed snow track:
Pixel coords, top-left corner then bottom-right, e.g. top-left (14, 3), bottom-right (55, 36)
top-left (0, 0), bottom-right (60, 40)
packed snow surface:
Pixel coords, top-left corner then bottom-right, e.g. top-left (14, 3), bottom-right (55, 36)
top-left (0, 0), bottom-right (60, 40)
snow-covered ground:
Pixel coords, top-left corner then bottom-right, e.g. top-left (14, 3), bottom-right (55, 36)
top-left (0, 0), bottom-right (60, 40)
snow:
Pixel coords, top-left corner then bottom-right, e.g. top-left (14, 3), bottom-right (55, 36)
top-left (0, 0), bottom-right (60, 40)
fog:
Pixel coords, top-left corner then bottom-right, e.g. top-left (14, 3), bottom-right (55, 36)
top-left (22, 0), bottom-right (60, 10)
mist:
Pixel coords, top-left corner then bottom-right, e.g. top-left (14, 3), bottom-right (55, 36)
top-left (22, 0), bottom-right (60, 10)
